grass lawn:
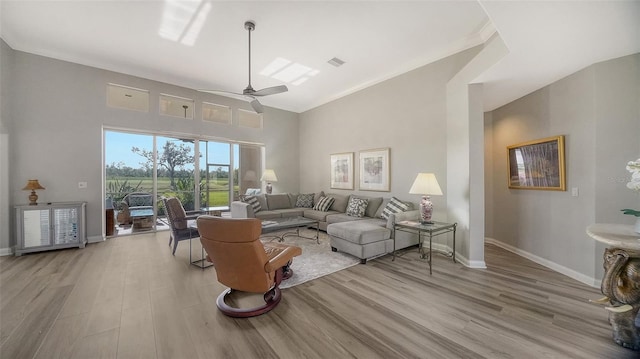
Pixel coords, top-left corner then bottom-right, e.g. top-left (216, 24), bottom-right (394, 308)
top-left (107, 176), bottom-right (238, 207)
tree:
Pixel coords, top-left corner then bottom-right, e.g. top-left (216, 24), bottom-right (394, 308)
top-left (132, 142), bottom-right (193, 189)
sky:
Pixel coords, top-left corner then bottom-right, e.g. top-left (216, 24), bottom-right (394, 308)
top-left (105, 130), bottom-right (236, 170)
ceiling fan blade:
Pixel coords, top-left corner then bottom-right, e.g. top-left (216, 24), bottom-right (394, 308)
top-left (200, 22), bottom-right (282, 115)
top-left (251, 85), bottom-right (288, 97)
top-left (249, 98), bottom-right (264, 113)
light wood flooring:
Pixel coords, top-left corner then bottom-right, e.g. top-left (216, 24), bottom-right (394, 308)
top-left (0, 231), bottom-right (636, 359)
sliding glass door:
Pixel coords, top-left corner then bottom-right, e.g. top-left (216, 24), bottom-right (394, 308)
top-left (104, 129), bottom-right (263, 237)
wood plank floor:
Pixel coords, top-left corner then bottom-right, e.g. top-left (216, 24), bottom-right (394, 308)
top-left (1, 231), bottom-right (636, 359)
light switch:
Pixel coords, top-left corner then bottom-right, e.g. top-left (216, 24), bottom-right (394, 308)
top-left (78, 182), bottom-right (87, 189)
top-left (571, 187), bottom-right (579, 197)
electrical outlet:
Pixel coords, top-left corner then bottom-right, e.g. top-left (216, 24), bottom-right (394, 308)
top-left (571, 187), bottom-right (579, 197)
top-left (78, 181), bottom-right (87, 189)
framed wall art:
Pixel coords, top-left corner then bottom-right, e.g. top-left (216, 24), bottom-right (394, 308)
top-left (359, 148), bottom-right (390, 191)
top-left (507, 135), bottom-right (566, 191)
top-left (330, 152), bottom-right (354, 190)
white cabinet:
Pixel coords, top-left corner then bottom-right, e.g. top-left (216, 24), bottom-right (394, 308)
top-left (15, 202), bottom-right (87, 256)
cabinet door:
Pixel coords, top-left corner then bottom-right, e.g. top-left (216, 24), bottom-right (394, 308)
top-left (22, 209), bottom-right (51, 248)
top-left (52, 206), bottom-right (80, 245)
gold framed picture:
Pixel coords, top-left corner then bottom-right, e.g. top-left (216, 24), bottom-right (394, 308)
top-left (507, 135), bottom-right (566, 190)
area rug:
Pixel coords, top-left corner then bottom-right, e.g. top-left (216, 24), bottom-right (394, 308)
top-left (262, 228), bottom-right (360, 289)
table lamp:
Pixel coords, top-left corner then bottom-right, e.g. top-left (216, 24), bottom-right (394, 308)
top-left (409, 173), bottom-right (442, 224)
top-left (260, 169), bottom-right (278, 194)
top-left (22, 179), bottom-right (45, 205)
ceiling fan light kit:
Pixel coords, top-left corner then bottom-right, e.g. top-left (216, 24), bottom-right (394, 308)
top-left (200, 21), bottom-right (288, 114)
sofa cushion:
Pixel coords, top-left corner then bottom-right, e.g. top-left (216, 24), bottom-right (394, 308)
top-left (381, 196), bottom-right (410, 219)
top-left (254, 211), bottom-right (282, 220)
top-left (243, 196), bottom-right (262, 213)
top-left (266, 194), bottom-right (291, 210)
top-left (295, 193), bottom-right (315, 208)
top-left (314, 191), bottom-right (325, 205)
top-left (350, 194), bottom-right (383, 218)
top-left (327, 221), bottom-right (391, 245)
top-left (304, 209), bottom-right (339, 222)
top-left (326, 193), bottom-right (349, 212)
top-left (314, 196), bottom-right (335, 211)
top-left (276, 208), bottom-right (305, 217)
top-left (346, 197), bottom-right (368, 217)
top-left (326, 213), bottom-right (366, 225)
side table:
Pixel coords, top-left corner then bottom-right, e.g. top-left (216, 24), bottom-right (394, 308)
top-left (586, 223), bottom-right (639, 351)
top-left (394, 220), bottom-right (457, 275)
top-left (189, 221), bottom-right (213, 269)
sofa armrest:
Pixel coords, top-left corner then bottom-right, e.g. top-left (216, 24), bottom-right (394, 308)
top-left (231, 201), bottom-right (255, 218)
top-left (386, 210), bottom-right (420, 229)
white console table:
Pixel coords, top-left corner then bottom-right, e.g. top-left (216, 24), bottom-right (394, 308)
top-left (15, 202), bottom-right (87, 256)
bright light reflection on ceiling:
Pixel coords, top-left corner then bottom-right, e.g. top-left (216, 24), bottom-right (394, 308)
top-left (158, 0), bottom-right (212, 46)
top-left (260, 57), bottom-right (319, 86)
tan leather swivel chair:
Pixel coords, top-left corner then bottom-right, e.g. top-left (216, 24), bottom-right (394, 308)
top-left (197, 216), bottom-right (302, 318)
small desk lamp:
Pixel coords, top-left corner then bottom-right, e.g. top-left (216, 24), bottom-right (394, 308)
top-left (22, 179), bottom-right (45, 205)
top-left (409, 173), bottom-right (443, 224)
top-left (260, 169), bottom-right (278, 194)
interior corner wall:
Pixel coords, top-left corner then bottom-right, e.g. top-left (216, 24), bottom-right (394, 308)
top-left (0, 39), bottom-right (12, 254)
top-left (4, 47), bottom-right (299, 249)
top-left (486, 53), bottom-right (639, 286)
top-left (446, 34), bottom-right (508, 268)
top-left (298, 46), bottom-right (483, 242)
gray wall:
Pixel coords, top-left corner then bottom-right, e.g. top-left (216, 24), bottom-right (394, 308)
top-left (0, 39), bottom-right (12, 254)
top-left (299, 46), bottom-right (483, 265)
top-left (485, 53), bottom-right (640, 285)
top-left (2, 42), bottom-right (299, 249)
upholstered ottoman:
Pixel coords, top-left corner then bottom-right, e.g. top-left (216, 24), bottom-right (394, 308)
top-left (327, 221), bottom-right (393, 264)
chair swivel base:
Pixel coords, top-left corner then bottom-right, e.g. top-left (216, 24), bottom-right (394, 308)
top-left (216, 287), bottom-right (282, 318)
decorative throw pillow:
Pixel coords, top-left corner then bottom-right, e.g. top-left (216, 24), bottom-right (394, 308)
top-left (346, 197), bottom-right (368, 218)
top-left (242, 195), bottom-right (262, 213)
top-left (295, 193), bottom-right (315, 208)
top-left (313, 196), bottom-right (335, 212)
top-left (381, 196), bottom-right (410, 219)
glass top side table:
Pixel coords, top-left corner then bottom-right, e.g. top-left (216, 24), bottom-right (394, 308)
top-left (394, 220), bottom-right (457, 274)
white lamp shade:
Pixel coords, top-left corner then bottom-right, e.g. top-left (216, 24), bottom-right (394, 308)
top-left (260, 169), bottom-right (278, 182)
top-left (409, 173), bottom-right (443, 195)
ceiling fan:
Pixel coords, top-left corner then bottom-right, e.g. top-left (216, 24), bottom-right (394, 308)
top-left (199, 21), bottom-right (288, 114)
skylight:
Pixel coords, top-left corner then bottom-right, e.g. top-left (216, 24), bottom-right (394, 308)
top-left (259, 57), bottom-right (319, 86)
top-left (158, 0), bottom-right (212, 46)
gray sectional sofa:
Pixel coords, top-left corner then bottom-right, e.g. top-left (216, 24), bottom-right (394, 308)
top-left (230, 192), bottom-right (420, 263)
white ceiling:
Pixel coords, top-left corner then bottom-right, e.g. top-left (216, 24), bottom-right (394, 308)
top-left (1, 1), bottom-right (639, 114)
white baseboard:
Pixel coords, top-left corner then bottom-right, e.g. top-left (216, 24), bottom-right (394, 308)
top-left (429, 243), bottom-right (487, 269)
top-left (485, 237), bottom-right (600, 288)
top-left (0, 247), bottom-right (13, 256)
